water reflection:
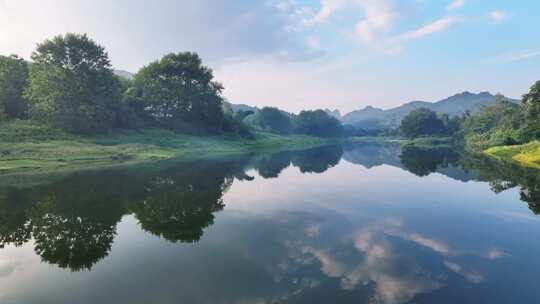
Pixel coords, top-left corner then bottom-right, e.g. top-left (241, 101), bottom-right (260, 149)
top-left (458, 154), bottom-right (540, 215)
top-left (344, 142), bottom-right (539, 212)
top-left (399, 145), bottom-right (460, 177)
top-left (0, 146), bottom-right (344, 271)
top-left (0, 142), bottom-right (539, 303)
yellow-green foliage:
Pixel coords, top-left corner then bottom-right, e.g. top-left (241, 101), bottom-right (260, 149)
top-left (462, 98), bottom-right (524, 151)
top-left (0, 121), bottom-right (332, 175)
top-left (485, 141), bottom-right (540, 170)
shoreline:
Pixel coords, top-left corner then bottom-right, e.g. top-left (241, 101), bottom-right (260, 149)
top-left (484, 141), bottom-right (540, 170)
top-left (0, 121), bottom-right (340, 179)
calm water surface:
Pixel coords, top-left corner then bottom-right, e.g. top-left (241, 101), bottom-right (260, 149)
top-left (0, 143), bottom-right (539, 303)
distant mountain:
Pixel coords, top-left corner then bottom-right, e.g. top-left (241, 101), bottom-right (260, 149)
top-left (342, 92), bottom-right (519, 129)
top-left (324, 109), bottom-right (341, 119)
top-left (114, 70), bottom-right (134, 80)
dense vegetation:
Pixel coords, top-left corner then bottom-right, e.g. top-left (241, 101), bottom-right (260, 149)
top-left (460, 96), bottom-right (524, 150)
top-left (25, 34), bottom-right (123, 134)
top-left (0, 33), bottom-right (343, 139)
top-left (253, 107), bottom-right (293, 134)
top-left (399, 88), bottom-right (540, 154)
top-left (293, 110), bottom-right (343, 138)
top-left (250, 107), bottom-right (343, 138)
top-left (401, 108), bottom-right (451, 138)
top-left (127, 52), bottom-right (226, 134)
top-left (0, 55), bottom-right (28, 120)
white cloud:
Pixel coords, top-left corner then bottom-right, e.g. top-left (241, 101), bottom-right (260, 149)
top-left (342, 230), bottom-right (442, 304)
top-left (303, 246), bottom-right (347, 277)
top-left (399, 16), bottom-right (463, 40)
top-left (446, 0), bottom-right (464, 11)
top-left (444, 261), bottom-right (485, 284)
top-left (383, 225), bottom-right (452, 255)
top-left (355, 0), bottom-right (400, 43)
top-left (487, 49), bottom-right (540, 64)
top-left (443, 260), bottom-right (461, 272)
top-left (411, 234), bottom-right (449, 253)
top-left (303, 0), bottom-right (348, 27)
top-left (489, 10), bottom-right (508, 22)
top-left (486, 248), bottom-right (508, 260)
top-left (353, 1), bottom-right (463, 55)
top-left (306, 35), bottom-right (321, 50)
top-left (275, 0), bottom-right (296, 12)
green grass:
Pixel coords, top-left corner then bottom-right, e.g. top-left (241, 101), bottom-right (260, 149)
top-left (347, 136), bottom-right (453, 147)
top-left (485, 141), bottom-right (540, 170)
top-left (0, 120), bottom-right (336, 175)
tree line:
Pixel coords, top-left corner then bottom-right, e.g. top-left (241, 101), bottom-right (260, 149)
top-left (249, 106), bottom-right (343, 138)
top-left (398, 85), bottom-right (540, 150)
top-left (0, 33), bottom-right (343, 138)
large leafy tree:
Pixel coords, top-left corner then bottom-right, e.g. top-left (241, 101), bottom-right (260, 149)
top-left (0, 55), bottom-right (29, 120)
top-left (400, 108), bottom-right (446, 138)
top-left (293, 110), bottom-right (343, 138)
top-left (254, 107), bottom-right (293, 134)
top-left (461, 97), bottom-right (524, 150)
top-left (132, 52), bottom-right (225, 133)
top-left (522, 80), bottom-right (540, 140)
top-left (25, 33), bottom-right (121, 134)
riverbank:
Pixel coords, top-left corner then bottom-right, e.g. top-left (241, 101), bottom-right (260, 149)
top-left (347, 136), bottom-right (453, 147)
top-left (484, 141), bottom-right (540, 170)
top-left (0, 120), bottom-right (337, 176)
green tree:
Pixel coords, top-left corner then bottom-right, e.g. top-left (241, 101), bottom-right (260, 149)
top-left (400, 108), bottom-right (446, 138)
top-left (522, 80), bottom-right (540, 140)
top-left (461, 97), bottom-right (523, 150)
top-left (133, 52), bottom-right (225, 133)
top-left (24, 33), bottom-right (122, 134)
top-left (254, 107), bottom-right (293, 134)
top-left (293, 110), bottom-right (343, 138)
top-left (0, 55), bottom-right (29, 120)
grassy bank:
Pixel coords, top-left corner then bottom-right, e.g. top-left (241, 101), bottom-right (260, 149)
top-left (347, 136), bottom-right (453, 147)
top-left (485, 141), bottom-right (540, 170)
top-left (0, 120), bottom-right (337, 176)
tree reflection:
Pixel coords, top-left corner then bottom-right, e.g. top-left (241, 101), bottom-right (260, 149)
top-left (252, 145), bottom-right (343, 177)
top-left (396, 144), bottom-right (540, 215)
top-left (28, 171), bottom-right (127, 271)
top-left (459, 155), bottom-right (540, 215)
top-left (0, 187), bottom-right (33, 247)
top-left (291, 145), bottom-right (343, 173)
top-left (31, 200), bottom-right (118, 271)
top-left (0, 157), bottom-right (249, 270)
top-left (253, 151), bottom-right (292, 178)
top-left (400, 145), bottom-right (460, 177)
top-left (129, 160), bottom-right (236, 243)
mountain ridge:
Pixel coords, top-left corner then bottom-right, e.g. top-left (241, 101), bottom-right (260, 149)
top-left (341, 91), bottom-right (519, 129)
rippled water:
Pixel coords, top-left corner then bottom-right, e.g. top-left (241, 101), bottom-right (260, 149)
top-left (0, 142), bottom-right (539, 303)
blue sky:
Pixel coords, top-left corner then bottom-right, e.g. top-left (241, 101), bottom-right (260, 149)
top-left (0, 0), bottom-right (538, 112)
